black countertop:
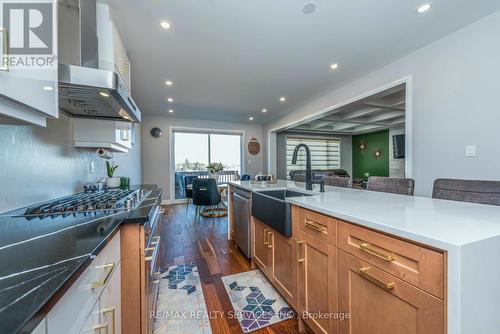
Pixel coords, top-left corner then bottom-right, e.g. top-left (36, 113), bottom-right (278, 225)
top-left (0, 185), bottom-right (162, 334)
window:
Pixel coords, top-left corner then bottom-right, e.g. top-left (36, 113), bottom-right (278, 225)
top-left (174, 131), bottom-right (242, 199)
top-left (174, 132), bottom-right (242, 172)
top-left (286, 136), bottom-right (341, 179)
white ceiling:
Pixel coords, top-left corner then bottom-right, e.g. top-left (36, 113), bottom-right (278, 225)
top-left (109, 0), bottom-right (500, 124)
top-left (288, 84), bottom-right (405, 135)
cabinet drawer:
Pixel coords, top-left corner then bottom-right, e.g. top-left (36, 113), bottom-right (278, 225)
top-left (298, 207), bottom-right (337, 246)
top-left (95, 231), bottom-right (121, 267)
top-left (47, 232), bottom-right (121, 334)
top-left (337, 221), bottom-right (445, 299)
top-left (338, 251), bottom-right (444, 334)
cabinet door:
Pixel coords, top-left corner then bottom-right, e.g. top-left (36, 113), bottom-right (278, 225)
top-left (252, 218), bottom-right (271, 275)
top-left (79, 301), bottom-right (102, 333)
top-left (338, 251), bottom-right (444, 334)
top-left (298, 231), bottom-right (338, 334)
top-left (270, 231), bottom-right (298, 309)
top-left (0, 4), bottom-right (58, 121)
top-left (100, 262), bottom-right (121, 334)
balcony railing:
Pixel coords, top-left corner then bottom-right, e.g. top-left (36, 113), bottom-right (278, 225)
top-left (175, 170), bottom-right (240, 199)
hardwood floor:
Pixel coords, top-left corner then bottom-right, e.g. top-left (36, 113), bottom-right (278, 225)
top-left (159, 204), bottom-right (302, 334)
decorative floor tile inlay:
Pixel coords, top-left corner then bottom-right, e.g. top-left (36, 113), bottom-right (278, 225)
top-left (221, 270), bottom-right (295, 333)
top-left (154, 262), bottom-right (212, 334)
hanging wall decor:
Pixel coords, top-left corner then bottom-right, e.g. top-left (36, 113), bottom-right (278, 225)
top-left (248, 137), bottom-right (261, 155)
top-left (150, 127), bottom-right (162, 138)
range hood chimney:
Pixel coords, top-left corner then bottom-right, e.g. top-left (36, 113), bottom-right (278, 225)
top-left (57, 0), bottom-right (141, 123)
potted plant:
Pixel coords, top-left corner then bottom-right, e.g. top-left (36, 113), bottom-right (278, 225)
top-left (106, 161), bottom-right (120, 188)
top-left (206, 162), bottom-right (224, 181)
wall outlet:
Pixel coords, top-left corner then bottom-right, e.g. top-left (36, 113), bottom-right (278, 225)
top-left (465, 145), bottom-right (477, 157)
top-left (90, 161), bottom-right (95, 173)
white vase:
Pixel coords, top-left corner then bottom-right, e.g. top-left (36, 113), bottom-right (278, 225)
top-left (209, 173), bottom-right (219, 182)
top-left (106, 177), bottom-right (121, 188)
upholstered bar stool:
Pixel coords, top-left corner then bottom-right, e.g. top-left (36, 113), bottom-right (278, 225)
top-left (366, 176), bottom-right (415, 196)
top-left (432, 178), bottom-right (500, 206)
top-left (324, 176), bottom-right (353, 188)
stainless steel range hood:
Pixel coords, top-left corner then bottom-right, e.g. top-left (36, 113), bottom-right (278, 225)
top-left (57, 0), bottom-right (141, 123)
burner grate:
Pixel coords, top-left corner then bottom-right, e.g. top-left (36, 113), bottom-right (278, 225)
top-left (24, 189), bottom-right (136, 216)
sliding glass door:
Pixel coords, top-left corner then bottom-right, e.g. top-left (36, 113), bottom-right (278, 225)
top-left (174, 131), bottom-right (242, 199)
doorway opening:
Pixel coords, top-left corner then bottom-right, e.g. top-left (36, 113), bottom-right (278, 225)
top-left (271, 80), bottom-right (409, 188)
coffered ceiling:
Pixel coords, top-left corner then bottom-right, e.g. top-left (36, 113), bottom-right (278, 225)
top-left (287, 84), bottom-right (405, 135)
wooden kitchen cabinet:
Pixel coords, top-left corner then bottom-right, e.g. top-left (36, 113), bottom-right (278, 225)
top-left (297, 230), bottom-right (338, 334)
top-left (252, 218), bottom-right (272, 275)
top-left (338, 251), bottom-right (445, 334)
top-left (121, 206), bottom-right (162, 334)
top-left (269, 229), bottom-right (298, 309)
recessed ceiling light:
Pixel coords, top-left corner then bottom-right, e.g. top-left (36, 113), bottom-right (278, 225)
top-left (249, 117), bottom-right (254, 121)
top-left (417, 3), bottom-right (431, 13)
top-left (261, 108), bottom-right (267, 113)
top-left (168, 109), bottom-right (174, 113)
top-left (165, 80), bottom-right (173, 86)
top-left (167, 98), bottom-right (174, 102)
top-left (43, 86), bottom-right (53, 91)
top-left (279, 97), bottom-right (286, 102)
top-left (99, 91), bottom-right (110, 98)
top-left (160, 20), bottom-right (171, 29)
top-left (302, 2), bottom-right (317, 14)
top-left (330, 63), bottom-right (339, 70)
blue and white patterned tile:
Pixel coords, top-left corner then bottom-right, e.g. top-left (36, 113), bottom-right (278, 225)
top-left (221, 270), bottom-right (296, 333)
top-left (154, 263), bottom-right (212, 334)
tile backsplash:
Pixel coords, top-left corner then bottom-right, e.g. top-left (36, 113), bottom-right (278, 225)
top-left (0, 114), bottom-right (142, 212)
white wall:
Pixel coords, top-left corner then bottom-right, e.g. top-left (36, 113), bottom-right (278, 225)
top-left (264, 10), bottom-right (500, 196)
top-left (141, 115), bottom-right (264, 201)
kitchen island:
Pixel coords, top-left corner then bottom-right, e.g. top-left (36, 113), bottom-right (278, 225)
top-left (228, 180), bottom-right (500, 334)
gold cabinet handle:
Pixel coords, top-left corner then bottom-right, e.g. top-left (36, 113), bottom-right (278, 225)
top-left (360, 243), bottom-right (396, 262)
top-left (82, 322), bottom-right (108, 332)
top-left (101, 307), bottom-right (116, 334)
top-left (151, 236), bottom-right (161, 245)
top-left (267, 231), bottom-right (273, 249)
top-left (359, 267), bottom-right (395, 290)
top-left (90, 263), bottom-right (115, 289)
top-left (304, 219), bottom-right (327, 233)
top-left (263, 229), bottom-right (268, 245)
top-left (145, 245), bottom-right (156, 261)
top-left (0, 27), bottom-right (8, 71)
top-left (297, 241), bottom-right (305, 263)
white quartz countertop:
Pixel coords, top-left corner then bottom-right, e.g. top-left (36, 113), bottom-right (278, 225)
top-left (229, 180), bottom-right (500, 250)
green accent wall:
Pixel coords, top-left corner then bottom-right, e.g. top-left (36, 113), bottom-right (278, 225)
top-left (352, 130), bottom-right (389, 179)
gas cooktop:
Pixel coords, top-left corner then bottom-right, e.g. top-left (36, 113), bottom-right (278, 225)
top-left (8, 188), bottom-right (148, 219)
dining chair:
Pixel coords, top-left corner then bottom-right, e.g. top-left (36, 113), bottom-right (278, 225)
top-left (432, 178), bottom-right (500, 206)
top-left (324, 176), bottom-right (352, 188)
top-left (184, 175), bottom-right (198, 212)
top-left (192, 178), bottom-right (222, 223)
top-left (366, 176), bottom-right (415, 196)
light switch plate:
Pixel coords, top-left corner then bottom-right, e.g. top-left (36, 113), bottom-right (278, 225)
top-left (90, 161), bottom-right (95, 173)
top-left (465, 145), bottom-right (477, 157)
